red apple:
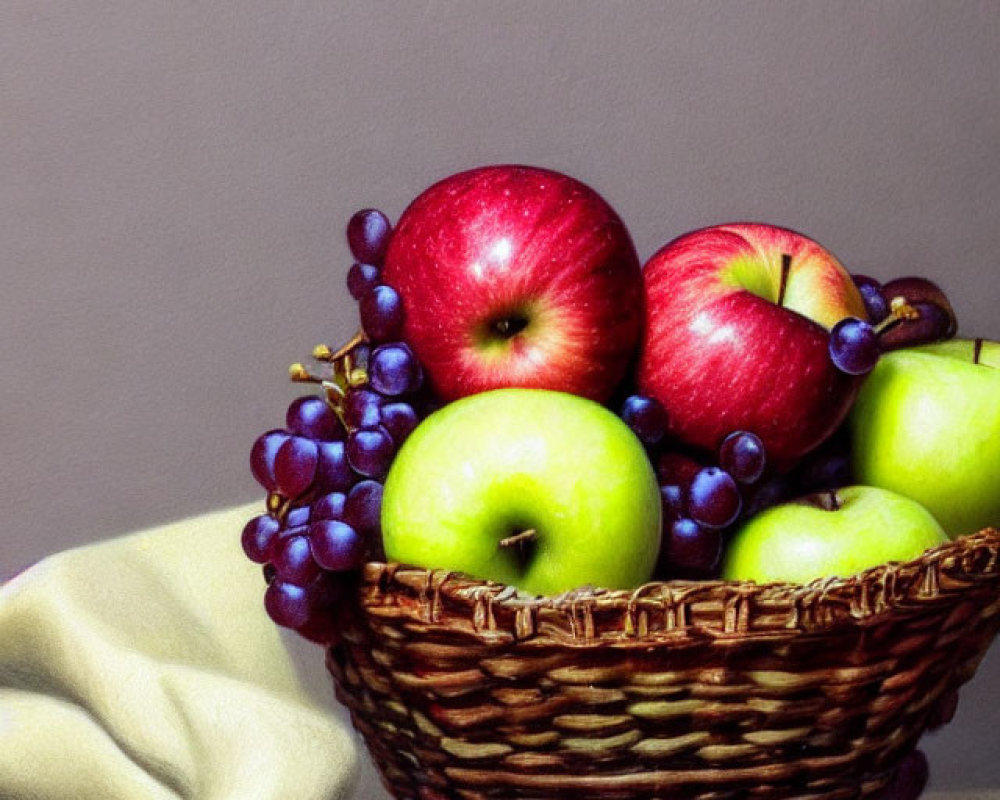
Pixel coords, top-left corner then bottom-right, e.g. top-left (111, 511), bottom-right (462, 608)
top-left (381, 165), bottom-right (643, 403)
top-left (637, 223), bottom-right (868, 465)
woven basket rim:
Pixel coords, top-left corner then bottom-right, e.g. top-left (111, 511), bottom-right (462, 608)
top-left (356, 527), bottom-right (1000, 641)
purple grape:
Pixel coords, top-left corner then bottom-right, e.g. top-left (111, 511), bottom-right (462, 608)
top-left (241, 514), bottom-right (281, 563)
top-left (286, 395), bottom-right (342, 441)
top-left (264, 579), bottom-right (312, 629)
top-left (309, 519), bottom-right (367, 571)
top-left (273, 436), bottom-right (320, 498)
top-left (688, 467), bottom-right (742, 529)
top-left (851, 274), bottom-right (889, 323)
top-left (887, 300), bottom-right (954, 347)
top-left (285, 505), bottom-right (311, 528)
top-left (660, 484), bottom-right (686, 520)
top-left (249, 430), bottom-right (291, 492)
top-left (665, 518), bottom-right (723, 574)
top-left (380, 401), bottom-right (419, 445)
top-left (344, 388), bottom-right (383, 430)
top-left (273, 534), bottom-right (322, 585)
top-left (369, 343), bottom-right (423, 396)
top-left (314, 441), bottom-right (354, 493)
top-left (359, 285), bottom-right (404, 343)
top-left (884, 749), bottom-right (929, 800)
top-left (719, 431), bottom-right (766, 485)
top-left (620, 394), bottom-right (669, 446)
top-left (311, 491), bottom-right (346, 521)
top-left (743, 474), bottom-right (793, 518)
top-left (346, 426), bottom-right (396, 479)
top-left (347, 262), bottom-right (381, 300)
top-left (277, 523), bottom-right (309, 540)
top-left (797, 452), bottom-right (852, 493)
top-left (829, 317), bottom-right (880, 375)
top-left (346, 209), bottom-right (392, 266)
top-left (344, 479), bottom-right (383, 538)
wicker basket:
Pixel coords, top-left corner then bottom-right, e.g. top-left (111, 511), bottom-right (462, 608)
top-left (326, 527), bottom-right (1000, 799)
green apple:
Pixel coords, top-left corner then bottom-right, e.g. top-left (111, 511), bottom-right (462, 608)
top-left (381, 388), bottom-right (661, 596)
top-left (722, 485), bottom-right (947, 584)
top-left (850, 338), bottom-right (1000, 538)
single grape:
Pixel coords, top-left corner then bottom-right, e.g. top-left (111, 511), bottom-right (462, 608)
top-left (359, 285), bottom-right (404, 343)
top-left (273, 436), bottom-right (320, 498)
top-left (315, 441), bottom-right (354, 493)
top-left (346, 426), bottom-right (395, 479)
top-left (309, 519), bottom-right (367, 571)
top-left (620, 394), bottom-right (669, 446)
top-left (264, 579), bottom-right (312, 629)
top-left (369, 342), bottom-right (423, 396)
top-left (882, 300), bottom-right (954, 350)
top-left (719, 431), bottom-right (766, 485)
top-left (241, 514), bottom-right (281, 563)
top-left (688, 467), bottom-right (742, 529)
top-left (660, 484), bottom-right (686, 520)
top-left (286, 395), bottom-right (342, 441)
top-left (344, 388), bottom-right (384, 430)
top-left (249, 429), bottom-right (291, 492)
top-left (284, 505), bottom-right (311, 529)
top-left (829, 317), bottom-right (880, 375)
top-left (884, 749), bottom-right (929, 800)
top-left (656, 451), bottom-right (703, 488)
top-left (742, 474), bottom-right (793, 518)
top-left (273, 534), bottom-right (322, 585)
top-left (344, 479), bottom-right (383, 538)
top-left (851, 274), bottom-right (889, 323)
top-left (346, 209), bottom-right (392, 266)
top-left (379, 401), bottom-right (419, 445)
top-left (346, 262), bottom-right (381, 300)
top-left (665, 518), bottom-right (723, 574)
top-left (797, 452), bottom-right (852, 493)
top-left (311, 491), bottom-right (347, 521)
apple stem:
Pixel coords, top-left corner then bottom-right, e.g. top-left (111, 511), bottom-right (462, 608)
top-left (499, 528), bottom-right (537, 549)
top-left (826, 490), bottom-right (841, 511)
top-left (778, 254), bottom-right (792, 306)
top-left (974, 337), bottom-right (984, 365)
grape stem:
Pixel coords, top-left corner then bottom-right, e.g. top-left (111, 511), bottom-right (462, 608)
top-left (875, 297), bottom-right (920, 336)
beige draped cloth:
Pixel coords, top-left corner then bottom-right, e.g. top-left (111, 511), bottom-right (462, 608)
top-left (0, 503), bottom-right (358, 800)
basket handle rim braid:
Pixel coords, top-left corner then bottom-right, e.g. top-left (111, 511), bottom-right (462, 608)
top-left (354, 527), bottom-right (1000, 643)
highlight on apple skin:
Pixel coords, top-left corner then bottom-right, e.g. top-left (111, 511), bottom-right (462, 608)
top-left (381, 165), bottom-right (644, 405)
top-left (380, 388), bottom-right (662, 597)
top-left (637, 223), bottom-right (868, 466)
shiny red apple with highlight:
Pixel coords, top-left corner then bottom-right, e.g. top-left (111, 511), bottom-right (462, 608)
top-left (381, 165), bottom-right (643, 404)
top-left (637, 223), bottom-right (868, 466)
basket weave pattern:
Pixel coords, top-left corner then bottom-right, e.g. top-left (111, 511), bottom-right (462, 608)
top-left (328, 528), bottom-right (1000, 799)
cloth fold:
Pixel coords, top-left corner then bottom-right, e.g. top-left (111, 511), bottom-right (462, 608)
top-left (0, 503), bottom-right (358, 800)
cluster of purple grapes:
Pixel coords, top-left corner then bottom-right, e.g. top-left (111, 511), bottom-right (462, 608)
top-left (620, 395), bottom-right (857, 579)
top-left (242, 209), bottom-right (432, 636)
top-left (829, 274), bottom-right (957, 376)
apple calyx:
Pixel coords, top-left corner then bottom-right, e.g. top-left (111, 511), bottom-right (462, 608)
top-left (487, 312), bottom-right (531, 340)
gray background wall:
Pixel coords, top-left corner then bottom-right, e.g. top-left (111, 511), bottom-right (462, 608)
top-left (3, 1), bottom-right (999, 796)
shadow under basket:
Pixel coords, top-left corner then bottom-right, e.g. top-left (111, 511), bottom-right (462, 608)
top-left (327, 527), bottom-right (1000, 800)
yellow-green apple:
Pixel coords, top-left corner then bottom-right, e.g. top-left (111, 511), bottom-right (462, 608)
top-left (850, 338), bottom-right (1000, 538)
top-left (381, 165), bottom-right (643, 404)
top-left (637, 223), bottom-right (868, 465)
top-left (722, 485), bottom-right (947, 584)
top-left (380, 388), bottom-right (661, 596)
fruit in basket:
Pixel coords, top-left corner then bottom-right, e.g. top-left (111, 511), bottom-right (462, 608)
top-left (381, 165), bottom-right (643, 404)
top-left (850, 338), bottom-right (1000, 537)
top-left (637, 223), bottom-right (868, 465)
top-left (381, 388), bottom-right (661, 595)
top-left (722, 485), bottom-right (948, 583)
